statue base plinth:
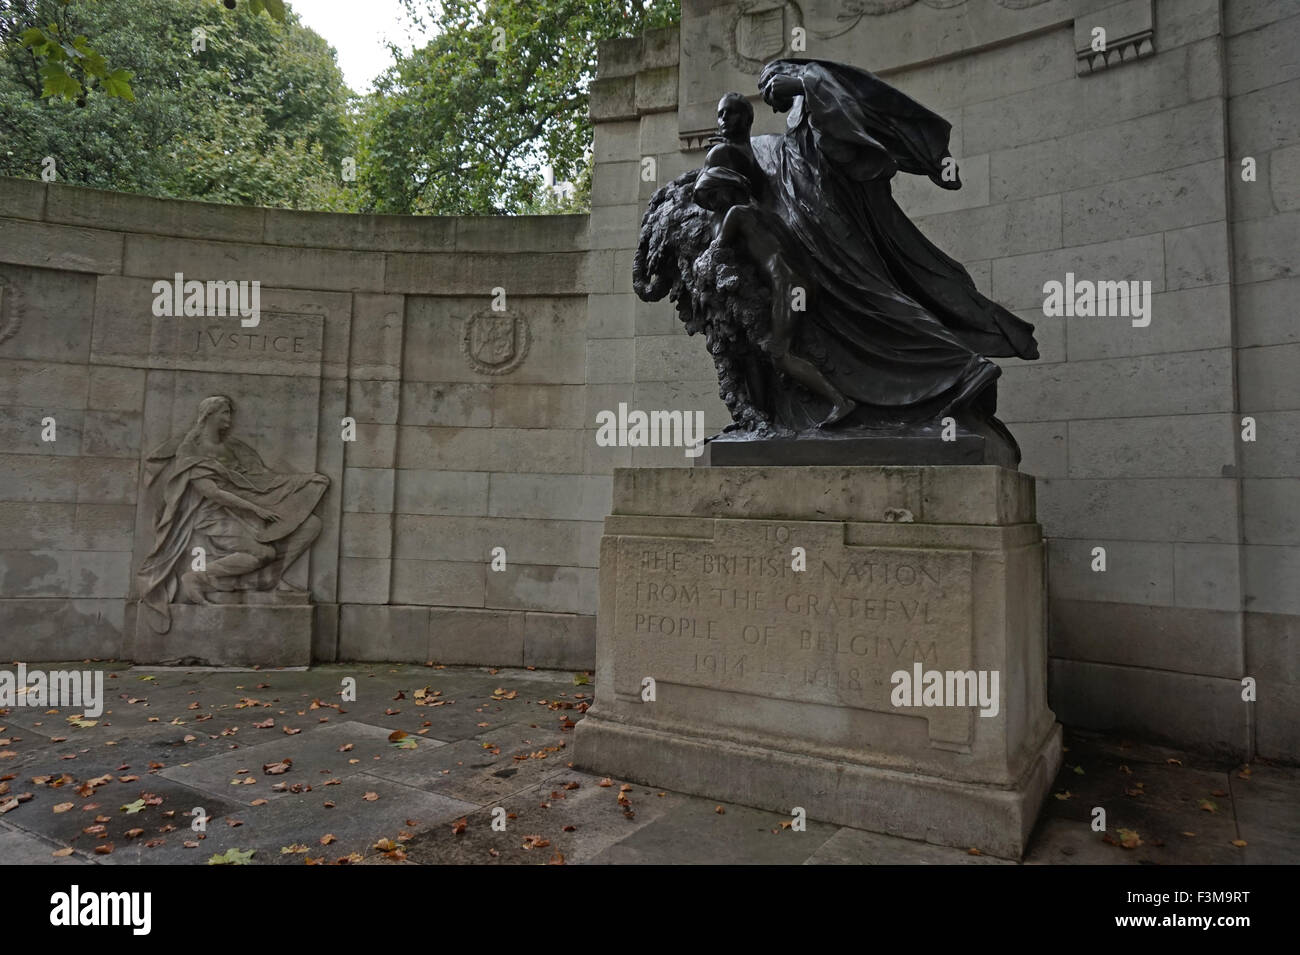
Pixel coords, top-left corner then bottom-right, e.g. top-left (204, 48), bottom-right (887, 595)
top-left (699, 432), bottom-right (1006, 467)
top-left (127, 602), bottom-right (312, 667)
top-left (573, 465), bottom-right (1061, 858)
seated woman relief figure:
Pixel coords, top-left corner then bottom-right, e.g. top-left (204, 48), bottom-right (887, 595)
top-left (137, 395), bottom-right (329, 633)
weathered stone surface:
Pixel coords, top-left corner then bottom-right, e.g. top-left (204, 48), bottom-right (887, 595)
top-left (397, 426), bottom-right (584, 474)
top-left (0, 176), bottom-right (46, 220)
top-left (1036, 477), bottom-right (1239, 542)
top-left (390, 558), bottom-right (486, 607)
top-left (0, 597), bottom-right (123, 659)
top-left (485, 563), bottom-right (593, 615)
top-left (395, 469), bottom-right (489, 516)
top-left (393, 514), bottom-right (594, 567)
top-left (1065, 414), bottom-right (1236, 478)
top-left (335, 557), bottom-right (390, 604)
top-left (340, 604), bottom-right (428, 661)
top-left (402, 296), bottom-right (587, 386)
top-left (45, 182), bottom-right (265, 242)
top-left (610, 466), bottom-right (1034, 526)
top-left (1049, 597), bottom-right (1243, 678)
top-left (126, 602), bottom-right (313, 667)
top-left (699, 432), bottom-right (1012, 468)
top-left (1049, 659), bottom-right (1250, 759)
top-left (428, 607), bottom-right (525, 665)
top-left (523, 612), bottom-right (597, 669)
top-left (0, 217), bottom-right (123, 274)
top-left (1047, 538), bottom-right (1173, 606)
top-left (996, 350), bottom-right (1233, 423)
top-left (1244, 544), bottom-right (1300, 615)
top-left (1065, 284), bottom-right (1231, 361)
top-left (0, 265), bottom-right (97, 363)
top-left (350, 293), bottom-right (404, 381)
top-left (487, 474), bottom-right (613, 522)
top-left (122, 234), bottom-right (383, 291)
top-left (576, 465), bottom-right (1060, 857)
top-left (990, 99), bottom-right (1225, 203)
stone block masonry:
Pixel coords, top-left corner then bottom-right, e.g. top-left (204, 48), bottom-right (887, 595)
top-left (0, 177), bottom-right (599, 668)
top-left (0, 0), bottom-right (1296, 762)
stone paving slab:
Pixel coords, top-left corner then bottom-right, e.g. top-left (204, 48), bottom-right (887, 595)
top-left (585, 798), bottom-right (841, 865)
top-left (0, 662), bottom-right (1295, 865)
top-left (157, 721), bottom-right (449, 805)
top-left (806, 828), bottom-right (1013, 865)
top-left (0, 822), bottom-right (89, 864)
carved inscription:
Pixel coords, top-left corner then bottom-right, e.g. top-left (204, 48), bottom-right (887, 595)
top-left (614, 520), bottom-right (973, 743)
top-left (193, 328), bottom-right (311, 354)
top-left (145, 309), bottom-right (324, 373)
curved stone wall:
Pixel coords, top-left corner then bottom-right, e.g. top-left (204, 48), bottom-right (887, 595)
top-left (0, 176), bottom-right (603, 669)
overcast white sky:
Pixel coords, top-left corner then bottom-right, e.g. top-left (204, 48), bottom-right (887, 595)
top-left (292, 0), bottom-right (429, 93)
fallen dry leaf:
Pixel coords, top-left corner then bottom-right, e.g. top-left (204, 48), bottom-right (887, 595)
top-left (52, 847), bottom-right (74, 858)
top-left (262, 759), bottom-right (292, 775)
top-left (362, 791), bottom-right (379, 802)
top-left (1118, 828), bottom-right (1142, 849)
top-left (320, 833), bottom-right (336, 845)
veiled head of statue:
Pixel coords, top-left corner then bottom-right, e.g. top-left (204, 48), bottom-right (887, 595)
top-left (693, 164), bottom-right (751, 213)
top-left (195, 395), bottom-right (234, 436)
top-left (715, 92), bottom-right (753, 139)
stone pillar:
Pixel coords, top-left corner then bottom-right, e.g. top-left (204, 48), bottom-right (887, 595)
top-left (574, 465), bottom-right (1062, 858)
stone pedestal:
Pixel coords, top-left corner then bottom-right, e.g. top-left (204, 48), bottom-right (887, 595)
top-left (573, 466), bottom-right (1061, 858)
top-left (126, 595), bottom-right (313, 667)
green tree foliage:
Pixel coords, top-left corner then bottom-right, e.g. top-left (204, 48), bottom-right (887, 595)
top-left (0, 0), bottom-right (355, 209)
top-left (355, 0), bottom-right (679, 215)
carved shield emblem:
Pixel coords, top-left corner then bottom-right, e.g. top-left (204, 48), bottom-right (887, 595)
top-left (728, 1), bottom-right (803, 72)
top-left (462, 312), bottom-right (529, 375)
